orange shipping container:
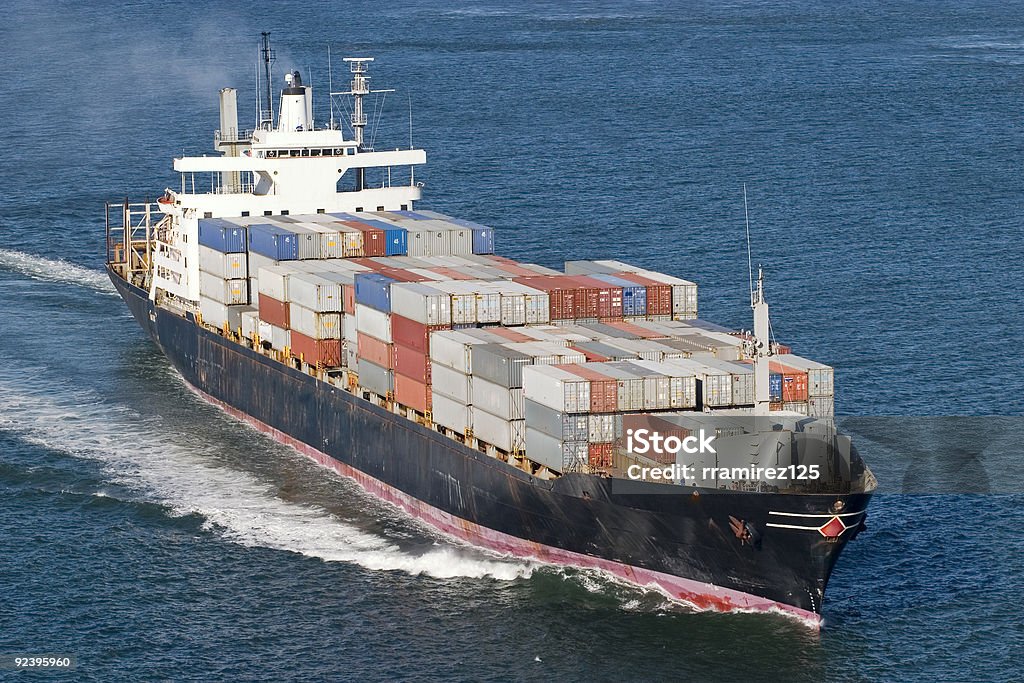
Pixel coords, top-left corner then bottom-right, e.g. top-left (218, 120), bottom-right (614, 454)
top-left (358, 333), bottom-right (393, 368)
top-left (291, 331), bottom-right (342, 367)
top-left (395, 373), bottom-right (431, 413)
top-left (770, 361), bottom-right (808, 402)
top-left (258, 293), bottom-right (290, 328)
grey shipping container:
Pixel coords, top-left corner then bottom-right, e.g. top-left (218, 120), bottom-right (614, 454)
top-left (359, 360), bottom-right (394, 396)
top-left (524, 399), bottom-right (590, 442)
top-left (470, 344), bottom-right (534, 389)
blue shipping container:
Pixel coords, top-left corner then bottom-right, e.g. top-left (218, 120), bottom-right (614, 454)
top-left (198, 218), bottom-right (247, 253)
top-left (354, 273), bottom-right (396, 313)
top-left (769, 372), bottom-right (783, 402)
top-left (248, 224), bottom-right (298, 261)
top-left (589, 273), bottom-right (647, 316)
top-left (470, 227), bottom-right (495, 255)
top-left (384, 228), bottom-right (408, 256)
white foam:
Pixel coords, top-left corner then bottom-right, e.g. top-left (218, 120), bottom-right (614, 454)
top-left (0, 373), bottom-right (534, 582)
top-left (0, 249), bottom-right (115, 293)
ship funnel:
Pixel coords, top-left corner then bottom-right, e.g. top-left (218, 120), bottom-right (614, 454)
top-left (277, 70), bottom-right (312, 132)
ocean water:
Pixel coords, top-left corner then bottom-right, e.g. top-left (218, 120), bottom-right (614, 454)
top-left (2, 1), bottom-right (1022, 680)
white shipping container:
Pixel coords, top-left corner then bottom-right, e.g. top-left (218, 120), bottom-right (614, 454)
top-left (200, 271), bottom-right (248, 305)
top-left (199, 296), bottom-right (229, 328)
top-left (289, 224), bottom-right (323, 260)
top-left (258, 320), bottom-right (291, 351)
top-left (471, 376), bottom-right (524, 420)
top-left (629, 360), bottom-right (698, 409)
top-left (473, 409), bottom-right (525, 453)
top-left (343, 313), bottom-right (358, 344)
top-left (355, 304), bottom-right (392, 342)
top-left (587, 364), bottom-right (645, 412)
top-left (505, 342), bottom-right (587, 366)
top-left (431, 281), bottom-right (477, 324)
top-left (241, 310), bottom-right (260, 339)
top-left (199, 245), bottom-right (248, 279)
top-left (663, 358), bottom-right (733, 407)
top-left (776, 354), bottom-right (835, 397)
top-left (522, 365), bottom-right (592, 414)
top-left (431, 391), bottom-right (473, 434)
top-left (289, 272), bottom-right (345, 312)
top-left (448, 227), bottom-right (473, 255)
top-left (256, 264), bottom-right (293, 301)
top-left (289, 303), bottom-right (342, 340)
top-left (524, 428), bottom-right (571, 472)
top-left (299, 223), bottom-right (345, 259)
top-left (391, 282), bottom-right (453, 326)
top-left (588, 414), bottom-right (616, 443)
top-left (429, 330), bottom-right (486, 374)
top-left (431, 362), bottom-right (472, 404)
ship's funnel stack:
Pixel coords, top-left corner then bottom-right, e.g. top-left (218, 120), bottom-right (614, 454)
top-left (277, 71), bottom-right (312, 132)
top-left (217, 87), bottom-right (242, 192)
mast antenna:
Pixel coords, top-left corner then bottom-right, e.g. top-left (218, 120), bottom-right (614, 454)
top-left (260, 32), bottom-right (276, 129)
top-left (328, 45), bottom-right (334, 130)
top-left (743, 183), bottom-right (754, 307)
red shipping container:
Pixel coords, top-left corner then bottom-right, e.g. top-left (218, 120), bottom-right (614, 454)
top-left (614, 272), bottom-right (672, 316)
top-left (343, 285), bottom-right (356, 315)
top-left (604, 320), bottom-right (663, 339)
top-left (291, 331), bottom-right (342, 367)
top-left (558, 364), bottom-right (618, 413)
top-left (770, 361), bottom-right (808, 401)
top-left (391, 314), bottom-right (448, 354)
top-left (569, 344), bottom-right (609, 362)
top-left (571, 275), bottom-right (623, 320)
top-left (258, 293), bottom-right (290, 328)
top-left (588, 443), bottom-right (613, 469)
top-left (394, 373), bottom-right (431, 413)
top-left (393, 343), bottom-right (431, 384)
top-left (358, 333), bottom-right (393, 368)
top-left (429, 267), bottom-right (475, 281)
top-left (487, 326), bottom-right (533, 343)
top-left (342, 221), bottom-right (386, 256)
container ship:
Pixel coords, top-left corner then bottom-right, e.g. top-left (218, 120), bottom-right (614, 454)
top-left (105, 40), bottom-right (875, 627)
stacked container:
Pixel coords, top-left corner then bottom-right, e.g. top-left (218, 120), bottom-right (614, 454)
top-left (197, 218), bottom-right (250, 328)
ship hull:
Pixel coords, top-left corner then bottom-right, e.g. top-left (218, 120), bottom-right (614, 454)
top-left (110, 268), bottom-right (871, 627)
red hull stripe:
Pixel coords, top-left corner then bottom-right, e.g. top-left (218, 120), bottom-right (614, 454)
top-left (186, 382), bottom-right (822, 628)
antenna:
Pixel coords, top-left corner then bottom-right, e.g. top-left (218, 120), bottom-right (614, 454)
top-left (260, 32), bottom-right (276, 128)
top-left (408, 94), bottom-right (415, 185)
top-left (254, 61), bottom-right (260, 127)
top-left (328, 45), bottom-right (334, 130)
top-left (743, 183), bottom-right (754, 307)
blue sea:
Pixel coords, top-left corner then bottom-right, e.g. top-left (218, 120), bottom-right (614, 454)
top-left (2, 1), bottom-right (1022, 680)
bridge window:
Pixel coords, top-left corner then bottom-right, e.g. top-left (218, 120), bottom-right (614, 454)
top-left (264, 210), bottom-right (272, 216)
top-left (241, 211), bottom-right (250, 217)
top-left (204, 211), bottom-right (213, 218)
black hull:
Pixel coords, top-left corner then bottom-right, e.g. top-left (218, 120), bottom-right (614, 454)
top-left (110, 268), bottom-right (871, 623)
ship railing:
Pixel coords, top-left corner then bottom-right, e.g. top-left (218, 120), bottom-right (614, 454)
top-left (106, 200), bottom-right (163, 287)
top-left (214, 128), bottom-right (253, 144)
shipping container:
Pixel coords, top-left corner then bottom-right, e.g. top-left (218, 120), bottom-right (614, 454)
top-left (769, 372), bottom-right (783, 402)
top-left (288, 303), bottom-right (342, 340)
top-left (471, 376), bottom-right (524, 420)
top-left (471, 344), bottom-right (534, 389)
top-left (563, 260), bottom-right (617, 276)
top-left (522, 365), bottom-right (592, 414)
top-left (524, 428), bottom-right (580, 472)
top-left (447, 227), bottom-right (474, 256)
top-left (769, 359), bottom-right (809, 402)
top-left (636, 270), bottom-right (698, 319)
top-left (524, 399), bottom-right (590, 442)
top-left (391, 282), bottom-right (452, 326)
top-left (588, 273), bottom-right (647, 317)
top-left (584, 363), bottom-right (645, 412)
top-left (241, 309), bottom-right (260, 339)
top-left (431, 391), bottom-right (472, 434)
top-left (663, 358), bottom-right (734, 408)
top-left (248, 224), bottom-right (299, 261)
top-left (394, 373), bottom-right (431, 412)
top-left (431, 362), bottom-right (472, 403)
top-left (357, 332), bottom-right (393, 367)
top-left (198, 218), bottom-right (246, 253)
top-left (473, 408), bottom-right (525, 453)
top-left (359, 359), bottom-right (394, 396)
top-left (390, 314), bottom-right (444, 354)
top-left (295, 223), bottom-right (344, 258)
top-left (199, 298), bottom-right (252, 330)
top-left (258, 294), bottom-right (290, 328)
top-left (471, 226), bottom-right (495, 254)
top-left (612, 272), bottom-right (672, 317)
top-left (699, 358), bottom-right (755, 405)
top-left (626, 360), bottom-right (699, 409)
top-left (775, 354), bottom-right (834, 397)
top-left (783, 401), bottom-right (809, 416)
top-left (808, 396), bottom-right (834, 418)
top-left (198, 245), bottom-right (248, 279)
top-left (356, 304), bottom-right (392, 342)
top-left (573, 340), bottom-right (638, 361)
top-left (429, 330), bottom-right (486, 374)
top-left (393, 343), bottom-right (430, 384)
top-left (568, 275), bottom-right (624, 320)
top-left (258, 320), bottom-right (290, 351)
top-left (354, 272), bottom-right (396, 312)
top-left (291, 330), bottom-right (342, 367)
top-left (199, 272), bottom-right (248, 305)
top-left (287, 272), bottom-right (345, 312)
top-left (286, 224), bottom-right (323, 260)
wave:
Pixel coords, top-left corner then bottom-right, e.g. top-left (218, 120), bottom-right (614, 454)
top-left (0, 249), bottom-right (116, 293)
top-left (0, 373), bottom-right (534, 582)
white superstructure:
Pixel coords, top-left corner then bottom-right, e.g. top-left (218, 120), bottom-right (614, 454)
top-left (152, 58), bottom-right (425, 305)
